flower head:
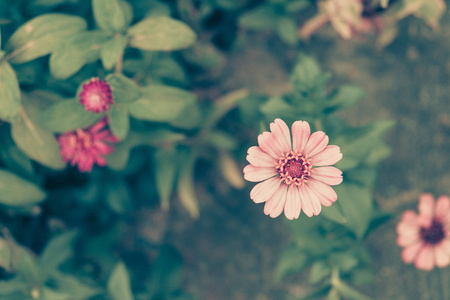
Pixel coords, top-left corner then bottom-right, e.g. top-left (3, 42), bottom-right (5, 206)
top-left (396, 194), bottom-right (450, 271)
top-left (58, 119), bottom-right (119, 172)
top-left (243, 119), bottom-right (343, 219)
top-left (79, 78), bottom-right (113, 113)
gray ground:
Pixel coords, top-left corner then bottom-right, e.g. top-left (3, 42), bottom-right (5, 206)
top-left (148, 15), bottom-right (450, 300)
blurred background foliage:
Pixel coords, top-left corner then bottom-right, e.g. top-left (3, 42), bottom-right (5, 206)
top-left (0, 0), bottom-right (446, 299)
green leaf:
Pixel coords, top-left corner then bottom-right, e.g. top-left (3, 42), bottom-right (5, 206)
top-left (330, 252), bottom-right (358, 272)
top-left (128, 17), bottom-right (196, 51)
top-left (218, 151), bottom-right (244, 189)
top-left (333, 183), bottom-right (374, 238)
top-left (321, 203), bottom-right (347, 225)
top-left (147, 245), bottom-right (183, 296)
top-left (154, 148), bottom-right (178, 210)
top-left (276, 17), bottom-right (298, 45)
top-left (309, 261), bottom-right (331, 284)
top-left (50, 31), bottom-right (109, 79)
top-left (0, 61), bottom-right (20, 119)
top-left (105, 180), bottom-right (132, 214)
top-left (92, 0), bottom-right (128, 33)
top-left (275, 244), bottom-right (309, 280)
top-left (5, 14), bottom-right (86, 64)
top-left (38, 231), bottom-right (77, 278)
top-left (107, 262), bottom-right (134, 300)
top-left (176, 150), bottom-right (200, 218)
top-left (0, 237), bottom-right (13, 272)
top-left (40, 100), bottom-right (99, 133)
top-left (333, 277), bottom-right (372, 300)
top-left (326, 86), bottom-right (365, 112)
top-left (106, 74), bottom-right (141, 103)
top-left (11, 102), bottom-right (65, 169)
top-left (239, 5), bottom-right (279, 29)
top-left (291, 54), bottom-right (323, 91)
top-left (204, 131), bottom-right (237, 150)
top-left (50, 271), bottom-right (102, 299)
top-left (17, 247), bottom-right (41, 286)
top-left (109, 104), bottom-right (129, 140)
top-left (129, 85), bottom-right (196, 122)
top-left (204, 89), bottom-right (248, 130)
top-left (100, 35), bottom-right (128, 70)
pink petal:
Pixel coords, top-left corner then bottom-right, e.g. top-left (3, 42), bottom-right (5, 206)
top-left (258, 132), bottom-right (285, 159)
top-left (264, 185), bottom-right (288, 218)
top-left (303, 131), bottom-right (329, 157)
top-left (243, 165), bottom-right (277, 182)
top-left (434, 243), bottom-right (450, 268)
top-left (397, 231), bottom-right (420, 247)
top-left (306, 178), bottom-right (337, 207)
top-left (291, 120), bottom-right (310, 154)
top-left (310, 167), bottom-right (343, 186)
top-left (298, 184), bottom-right (322, 217)
top-left (435, 195), bottom-right (450, 222)
top-left (250, 177), bottom-right (281, 204)
top-left (310, 145), bottom-right (342, 166)
top-left (284, 186), bottom-right (301, 220)
top-left (246, 146), bottom-right (277, 168)
top-left (414, 245), bottom-right (435, 271)
top-left (270, 119), bottom-right (292, 153)
top-left (418, 193), bottom-right (435, 227)
top-left (401, 242), bottom-right (423, 264)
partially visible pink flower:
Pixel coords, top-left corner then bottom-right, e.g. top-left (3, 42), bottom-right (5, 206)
top-left (58, 119), bottom-right (119, 172)
top-left (397, 194), bottom-right (450, 271)
top-left (243, 119), bottom-right (343, 220)
top-left (79, 78), bottom-right (113, 113)
top-left (299, 0), bottom-right (364, 40)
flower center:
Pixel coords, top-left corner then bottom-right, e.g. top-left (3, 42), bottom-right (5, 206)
top-left (420, 220), bottom-right (445, 245)
top-left (276, 151), bottom-right (312, 186)
top-left (75, 129), bottom-right (94, 150)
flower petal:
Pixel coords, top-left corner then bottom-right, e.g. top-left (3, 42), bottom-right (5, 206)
top-left (284, 186), bottom-right (301, 220)
top-left (414, 244), bottom-right (434, 271)
top-left (270, 119), bottom-right (292, 153)
top-left (310, 166), bottom-right (343, 186)
top-left (434, 243), bottom-right (450, 268)
top-left (306, 178), bottom-right (337, 207)
top-left (435, 195), bottom-right (450, 223)
top-left (298, 184), bottom-right (322, 217)
top-left (258, 132), bottom-right (284, 159)
top-left (264, 185), bottom-right (288, 218)
top-left (243, 165), bottom-right (277, 182)
top-left (303, 131), bottom-right (329, 157)
top-left (250, 177), bottom-right (281, 204)
top-left (418, 193), bottom-right (435, 227)
top-left (310, 145), bottom-right (342, 166)
top-left (401, 242), bottom-right (423, 264)
top-left (246, 146), bottom-right (277, 168)
top-left (397, 231), bottom-right (420, 247)
top-left (292, 120), bottom-right (310, 154)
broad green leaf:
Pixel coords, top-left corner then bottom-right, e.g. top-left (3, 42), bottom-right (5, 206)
top-left (30, 0), bottom-right (77, 8)
top-left (107, 262), bottom-right (134, 300)
top-left (0, 61), bottom-right (20, 119)
top-left (92, 0), bottom-right (127, 33)
top-left (40, 288), bottom-right (71, 300)
top-left (109, 104), bottom-right (129, 140)
top-left (38, 231), bottom-right (78, 278)
top-left (205, 131), bottom-right (237, 150)
top-left (0, 237), bottom-right (13, 272)
top-left (177, 150), bottom-right (199, 218)
top-left (0, 278), bottom-right (28, 296)
top-left (106, 74), bottom-right (141, 103)
top-left (17, 247), bottom-right (41, 286)
top-left (291, 54), bottom-right (323, 92)
top-left (128, 17), bottom-right (196, 51)
top-left (218, 151), bottom-right (244, 189)
top-left (105, 180), bottom-right (133, 214)
top-left (40, 100), bottom-right (99, 133)
top-left (333, 277), bottom-right (372, 300)
top-left (11, 102), bottom-right (65, 169)
top-left (333, 183), bottom-right (374, 238)
top-left (275, 244), bottom-right (309, 280)
top-left (321, 203), bottom-right (347, 224)
top-left (129, 85), bottom-right (196, 122)
top-left (100, 35), bottom-right (128, 70)
top-left (329, 252), bottom-right (358, 272)
top-left (50, 271), bottom-right (102, 299)
top-left (154, 148), bottom-right (177, 210)
top-left (5, 14), bottom-right (86, 64)
top-left (239, 5), bottom-right (279, 29)
top-left (50, 31), bottom-right (109, 79)
top-left (147, 245), bottom-right (183, 296)
top-left (326, 86), bottom-right (365, 112)
top-left (309, 261), bottom-right (331, 284)
top-left (276, 17), bottom-right (298, 45)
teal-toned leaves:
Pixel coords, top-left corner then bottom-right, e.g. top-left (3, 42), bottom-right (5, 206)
top-left (0, 169), bottom-right (46, 206)
top-left (326, 85), bottom-right (365, 112)
top-left (276, 17), bottom-right (298, 45)
top-left (106, 74), bottom-right (141, 103)
top-left (291, 54), bottom-right (330, 93)
top-left (333, 183), bottom-right (374, 238)
top-left (176, 150), bottom-right (199, 218)
top-left (128, 17), bottom-right (196, 51)
top-left (154, 148), bottom-right (178, 210)
top-left (101, 35), bottom-right (128, 70)
top-left (38, 231), bottom-right (77, 278)
top-left (93, 0), bottom-right (128, 33)
top-left (129, 85), bottom-right (197, 123)
top-left (40, 100), bottom-right (99, 133)
top-left (11, 100), bottom-right (65, 170)
top-left (275, 244), bottom-right (309, 280)
top-left (218, 151), bottom-right (244, 189)
top-left (239, 5), bottom-right (280, 29)
top-left (109, 104), bottom-right (129, 140)
top-left (5, 14), bottom-right (86, 64)
top-left (107, 262), bottom-right (134, 300)
top-left (0, 61), bottom-right (20, 119)
top-left (50, 31), bottom-right (110, 79)
top-left (309, 261), bottom-right (331, 284)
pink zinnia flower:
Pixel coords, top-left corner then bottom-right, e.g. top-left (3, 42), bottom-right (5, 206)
top-left (396, 194), bottom-right (450, 271)
top-left (243, 119), bottom-right (343, 219)
top-left (58, 119), bottom-right (119, 172)
top-left (79, 77), bottom-right (113, 113)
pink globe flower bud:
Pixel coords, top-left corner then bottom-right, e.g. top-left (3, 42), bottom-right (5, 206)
top-left (79, 77), bottom-right (114, 113)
